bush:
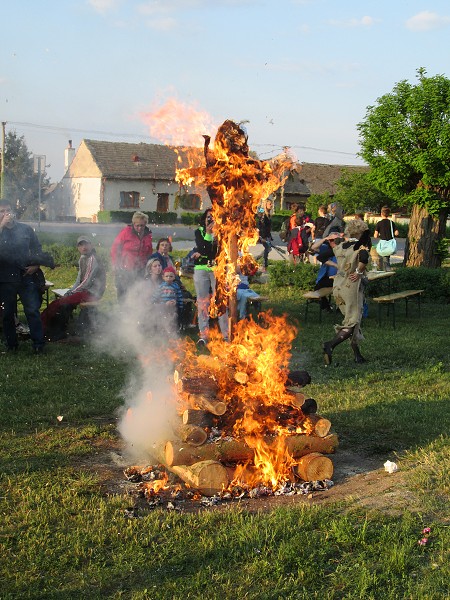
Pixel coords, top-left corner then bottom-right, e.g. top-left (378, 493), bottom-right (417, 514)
top-left (42, 244), bottom-right (111, 270)
top-left (271, 212), bottom-right (291, 232)
top-left (268, 260), bottom-right (318, 290)
top-left (370, 266), bottom-right (450, 302)
top-left (180, 212), bottom-right (201, 225)
top-left (97, 211), bottom-right (178, 225)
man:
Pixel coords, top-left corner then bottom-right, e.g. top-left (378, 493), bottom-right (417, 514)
top-left (40, 236), bottom-right (106, 341)
top-left (0, 199), bottom-right (48, 353)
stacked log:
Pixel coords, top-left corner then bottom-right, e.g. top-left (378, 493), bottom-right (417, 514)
top-left (158, 370), bottom-right (337, 495)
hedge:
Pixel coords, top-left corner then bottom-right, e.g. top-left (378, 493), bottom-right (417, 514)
top-left (180, 212), bottom-right (202, 225)
top-left (268, 260), bottom-right (449, 302)
top-left (97, 211), bottom-right (178, 225)
top-left (42, 243), bottom-right (111, 270)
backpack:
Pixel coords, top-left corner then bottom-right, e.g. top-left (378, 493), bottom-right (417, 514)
top-left (279, 218), bottom-right (291, 242)
top-left (287, 226), bottom-right (311, 256)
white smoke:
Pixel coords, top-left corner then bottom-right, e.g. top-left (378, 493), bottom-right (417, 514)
top-left (94, 279), bottom-right (179, 463)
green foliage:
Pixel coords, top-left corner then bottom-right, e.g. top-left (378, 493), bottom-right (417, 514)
top-left (97, 210), bottom-right (178, 224)
top-left (42, 243), bottom-right (111, 270)
top-left (271, 211), bottom-right (291, 231)
top-left (2, 131), bottom-right (49, 218)
top-left (358, 69), bottom-right (450, 218)
top-left (268, 260), bottom-right (318, 290)
top-left (306, 193), bottom-right (332, 219)
top-left (334, 169), bottom-right (394, 215)
top-left (180, 211), bottom-right (201, 225)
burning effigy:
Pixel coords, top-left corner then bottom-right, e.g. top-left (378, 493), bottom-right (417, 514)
top-left (122, 117), bottom-right (337, 506)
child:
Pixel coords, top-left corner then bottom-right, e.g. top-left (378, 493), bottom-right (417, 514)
top-left (287, 206), bottom-right (313, 264)
top-left (153, 266), bottom-right (184, 331)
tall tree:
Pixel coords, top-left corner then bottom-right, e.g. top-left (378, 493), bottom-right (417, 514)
top-left (3, 131), bottom-right (48, 218)
top-left (358, 69), bottom-right (450, 267)
top-left (333, 169), bottom-right (393, 216)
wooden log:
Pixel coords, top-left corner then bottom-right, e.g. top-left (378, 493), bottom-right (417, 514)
top-left (177, 376), bottom-right (218, 396)
top-left (165, 433), bottom-right (339, 467)
top-left (294, 452), bottom-right (333, 482)
top-left (173, 424), bottom-right (208, 446)
top-left (171, 460), bottom-right (229, 496)
top-left (285, 388), bottom-right (306, 409)
top-left (301, 398), bottom-right (318, 415)
top-left (182, 409), bottom-right (214, 428)
top-left (187, 393), bottom-right (227, 416)
top-left (302, 414), bottom-right (331, 438)
top-left (234, 371), bottom-right (249, 385)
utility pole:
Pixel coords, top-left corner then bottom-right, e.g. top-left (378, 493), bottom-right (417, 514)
top-left (33, 154), bottom-right (46, 230)
top-left (1, 121), bottom-right (6, 199)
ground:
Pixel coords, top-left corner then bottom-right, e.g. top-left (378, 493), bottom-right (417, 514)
top-left (80, 432), bottom-right (421, 516)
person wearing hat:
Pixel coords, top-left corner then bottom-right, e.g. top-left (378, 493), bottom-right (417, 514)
top-left (41, 236), bottom-right (106, 341)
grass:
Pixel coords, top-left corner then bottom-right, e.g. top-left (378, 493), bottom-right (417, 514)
top-left (1, 254), bottom-right (449, 599)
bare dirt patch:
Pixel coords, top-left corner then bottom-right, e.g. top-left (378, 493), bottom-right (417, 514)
top-left (77, 438), bottom-right (421, 515)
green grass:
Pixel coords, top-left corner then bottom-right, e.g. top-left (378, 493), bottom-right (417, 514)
top-left (1, 256), bottom-right (449, 599)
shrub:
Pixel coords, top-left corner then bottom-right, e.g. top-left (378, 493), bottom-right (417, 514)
top-left (366, 266), bottom-right (450, 302)
top-left (97, 211), bottom-right (178, 225)
top-left (180, 212), bottom-right (201, 225)
top-left (268, 260), bottom-right (318, 290)
top-left (42, 244), bottom-right (111, 270)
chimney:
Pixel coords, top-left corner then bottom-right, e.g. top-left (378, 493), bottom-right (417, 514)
top-left (64, 140), bottom-right (75, 171)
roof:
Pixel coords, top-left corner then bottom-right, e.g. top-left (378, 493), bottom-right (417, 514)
top-left (82, 139), bottom-right (203, 180)
top-left (298, 162), bottom-right (369, 196)
top-left (282, 171), bottom-right (311, 196)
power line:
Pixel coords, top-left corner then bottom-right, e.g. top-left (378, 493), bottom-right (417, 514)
top-left (7, 120), bottom-right (359, 159)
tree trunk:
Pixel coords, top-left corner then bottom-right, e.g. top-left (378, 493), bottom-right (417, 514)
top-left (405, 204), bottom-right (448, 267)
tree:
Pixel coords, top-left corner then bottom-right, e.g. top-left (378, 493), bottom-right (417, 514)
top-left (358, 69), bottom-right (450, 267)
top-left (2, 131), bottom-right (49, 218)
top-left (333, 169), bottom-right (394, 216)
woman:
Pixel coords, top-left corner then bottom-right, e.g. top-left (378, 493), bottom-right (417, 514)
top-left (374, 206), bottom-right (399, 271)
top-left (193, 209), bottom-right (228, 345)
top-left (144, 257), bottom-right (163, 293)
top-left (256, 199), bottom-right (273, 271)
top-left (322, 219), bottom-right (371, 365)
top-left (110, 211), bottom-right (153, 301)
top-left (322, 202), bottom-right (345, 237)
top-left (149, 238), bottom-right (175, 270)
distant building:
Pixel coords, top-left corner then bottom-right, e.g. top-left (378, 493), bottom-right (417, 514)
top-left (46, 139), bottom-right (208, 222)
top-left (45, 139), bottom-right (369, 222)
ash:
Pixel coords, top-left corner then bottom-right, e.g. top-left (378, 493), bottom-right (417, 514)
top-left (122, 465), bottom-right (333, 513)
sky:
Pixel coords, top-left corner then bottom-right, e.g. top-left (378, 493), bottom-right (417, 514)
top-left (2, 0), bottom-right (450, 182)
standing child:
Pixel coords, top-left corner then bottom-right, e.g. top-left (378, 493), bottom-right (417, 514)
top-left (153, 266), bottom-right (184, 332)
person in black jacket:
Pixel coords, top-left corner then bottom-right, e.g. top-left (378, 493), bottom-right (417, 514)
top-left (0, 199), bottom-right (53, 353)
top-left (256, 199), bottom-right (273, 271)
top-left (192, 209), bottom-right (228, 345)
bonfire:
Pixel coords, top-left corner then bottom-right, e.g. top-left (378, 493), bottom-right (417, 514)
top-left (124, 118), bottom-right (338, 503)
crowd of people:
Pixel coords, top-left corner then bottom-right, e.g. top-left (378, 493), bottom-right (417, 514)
top-left (1, 200), bottom-right (399, 362)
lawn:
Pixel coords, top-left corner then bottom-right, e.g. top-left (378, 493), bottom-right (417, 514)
top-left (1, 254), bottom-right (449, 599)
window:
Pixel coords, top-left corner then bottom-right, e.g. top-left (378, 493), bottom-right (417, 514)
top-left (157, 193), bottom-right (169, 213)
top-left (120, 191), bottom-right (140, 209)
top-left (183, 193), bottom-right (201, 210)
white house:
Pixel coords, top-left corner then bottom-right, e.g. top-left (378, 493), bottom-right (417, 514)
top-left (46, 139), bottom-right (209, 222)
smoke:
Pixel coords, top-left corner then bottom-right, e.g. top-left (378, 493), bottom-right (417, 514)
top-left (93, 279), bottom-right (179, 463)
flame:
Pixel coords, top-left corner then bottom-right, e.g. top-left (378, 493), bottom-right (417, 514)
top-left (142, 470), bottom-right (170, 496)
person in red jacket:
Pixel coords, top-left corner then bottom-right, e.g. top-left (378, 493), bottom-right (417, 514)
top-left (110, 211), bottom-right (153, 300)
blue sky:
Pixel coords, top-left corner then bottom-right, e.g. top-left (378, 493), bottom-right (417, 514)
top-left (2, 0), bottom-right (450, 181)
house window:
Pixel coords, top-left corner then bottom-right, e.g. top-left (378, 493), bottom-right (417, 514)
top-left (157, 193), bottom-right (169, 213)
top-left (183, 194), bottom-right (201, 210)
top-left (120, 191), bottom-right (140, 209)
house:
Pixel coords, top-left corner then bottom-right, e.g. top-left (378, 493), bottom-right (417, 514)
top-left (46, 139), bottom-right (208, 222)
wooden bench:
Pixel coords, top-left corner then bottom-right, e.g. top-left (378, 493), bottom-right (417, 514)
top-left (372, 289), bottom-right (424, 329)
top-left (302, 287), bottom-right (334, 323)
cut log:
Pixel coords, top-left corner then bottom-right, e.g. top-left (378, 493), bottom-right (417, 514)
top-left (301, 398), bottom-right (318, 415)
top-left (295, 452), bottom-right (333, 482)
top-left (234, 371), bottom-right (249, 385)
top-left (286, 389), bottom-right (306, 409)
top-left (182, 409), bottom-right (214, 428)
top-left (177, 375), bottom-right (218, 396)
top-left (165, 433), bottom-right (339, 467)
top-left (302, 414), bottom-right (331, 438)
top-left (171, 460), bottom-right (229, 496)
top-left (187, 393), bottom-right (227, 416)
top-left (173, 424), bottom-right (208, 446)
